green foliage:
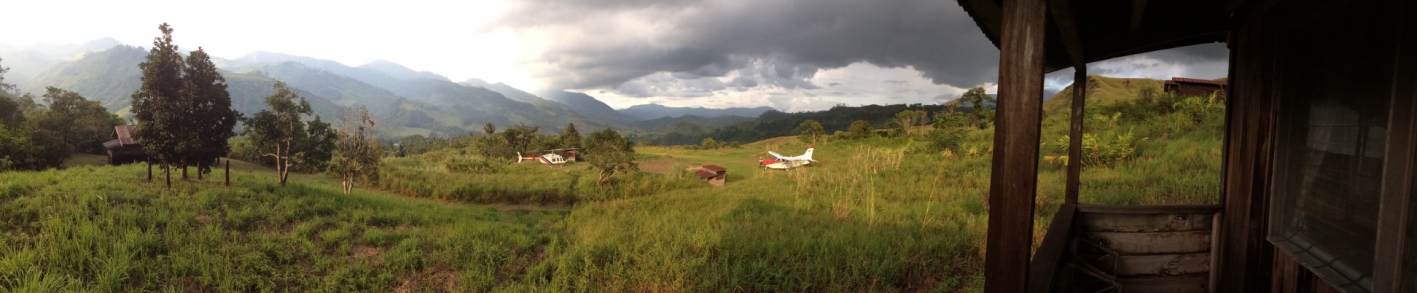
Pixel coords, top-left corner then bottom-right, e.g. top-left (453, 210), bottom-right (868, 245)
top-left (181, 48), bottom-right (242, 175)
top-left (797, 119), bottom-right (825, 144)
top-left (130, 23), bottom-right (187, 172)
top-left (893, 109), bottom-right (929, 136)
top-left (958, 87), bottom-right (995, 129)
top-left (584, 129), bottom-right (636, 187)
top-left (847, 119), bottom-right (874, 139)
top-left (929, 110), bottom-right (970, 152)
top-left (560, 123), bottom-right (582, 150)
top-left (701, 137), bottom-right (719, 150)
top-left (129, 24), bottom-right (240, 181)
top-left (332, 107), bottom-right (383, 194)
top-left (36, 87), bottom-right (119, 155)
top-left (242, 81), bottom-right (334, 185)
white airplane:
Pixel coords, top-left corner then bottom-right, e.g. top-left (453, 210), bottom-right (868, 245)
top-left (759, 146), bottom-right (817, 170)
top-left (517, 152), bottom-right (567, 167)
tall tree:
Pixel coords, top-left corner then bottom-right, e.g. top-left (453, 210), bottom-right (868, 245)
top-left (131, 23), bottom-right (186, 186)
top-left (243, 81), bottom-right (313, 186)
top-left (584, 128), bottom-right (636, 187)
top-left (0, 57), bottom-right (14, 96)
top-left (798, 119), bottom-right (825, 144)
top-left (560, 123), bottom-right (582, 150)
top-left (181, 47), bottom-right (241, 178)
top-left (483, 123), bottom-right (496, 135)
top-left (333, 106), bottom-right (381, 194)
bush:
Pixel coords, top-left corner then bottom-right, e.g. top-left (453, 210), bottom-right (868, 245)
top-left (444, 158), bottom-right (503, 174)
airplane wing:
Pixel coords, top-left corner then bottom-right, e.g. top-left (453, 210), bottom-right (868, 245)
top-left (767, 151), bottom-right (787, 160)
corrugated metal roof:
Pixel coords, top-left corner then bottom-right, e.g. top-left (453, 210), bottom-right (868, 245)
top-left (1171, 77), bottom-right (1227, 86)
top-left (695, 170), bottom-right (718, 179)
top-left (702, 165), bottom-right (726, 172)
top-left (113, 125), bottom-right (138, 146)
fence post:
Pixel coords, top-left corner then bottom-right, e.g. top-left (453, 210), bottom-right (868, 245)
top-left (225, 160), bottom-right (231, 187)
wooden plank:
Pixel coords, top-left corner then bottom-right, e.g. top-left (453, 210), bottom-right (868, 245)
top-left (1079, 212), bottom-right (1215, 233)
top-left (1083, 231), bottom-right (1212, 254)
top-left (1216, 7), bottom-right (1281, 292)
top-left (1077, 204), bottom-right (1223, 215)
top-left (1118, 275), bottom-right (1209, 293)
top-left (1373, 2), bottom-right (1416, 291)
top-left (1027, 203), bottom-right (1076, 293)
top-left (984, 0), bottom-right (1048, 291)
top-left (1101, 252), bottom-right (1212, 277)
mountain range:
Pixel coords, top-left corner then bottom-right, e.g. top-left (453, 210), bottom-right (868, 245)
top-left (3, 40), bottom-right (784, 138)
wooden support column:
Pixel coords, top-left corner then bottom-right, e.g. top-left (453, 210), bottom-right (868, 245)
top-left (1216, 10), bottom-right (1280, 293)
top-left (985, 0), bottom-right (1048, 291)
top-left (1049, 0), bottom-right (1086, 204)
top-left (1373, 2), bottom-right (1416, 290)
top-left (1065, 68), bottom-right (1086, 204)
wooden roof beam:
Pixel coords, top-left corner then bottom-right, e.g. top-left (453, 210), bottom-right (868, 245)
top-left (1048, 0), bottom-right (1087, 68)
top-left (1131, 0), bottom-right (1149, 33)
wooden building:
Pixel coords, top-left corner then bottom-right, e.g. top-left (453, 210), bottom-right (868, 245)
top-left (696, 165), bottom-right (727, 187)
top-left (102, 125), bottom-right (145, 165)
top-left (956, 0), bottom-right (1414, 292)
top-left (1164, 77), bottom-right (1228, 100)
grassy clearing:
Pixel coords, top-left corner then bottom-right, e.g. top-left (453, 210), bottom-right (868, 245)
top-left (0, 162), bottom-right (564, 292)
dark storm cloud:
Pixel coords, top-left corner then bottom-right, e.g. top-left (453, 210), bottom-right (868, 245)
top-left (497, 0), bottom-right (1002, 94)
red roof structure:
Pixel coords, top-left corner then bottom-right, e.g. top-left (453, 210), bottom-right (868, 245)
top-left (1170, 77), bottom-right (1227, 86)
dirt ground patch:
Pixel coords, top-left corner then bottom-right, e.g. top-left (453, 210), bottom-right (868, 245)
top-left (638, 158), bottom-right (688, 174)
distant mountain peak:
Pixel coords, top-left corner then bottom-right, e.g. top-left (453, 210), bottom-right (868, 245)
top-left (358, 60), bottom-right (448, 82)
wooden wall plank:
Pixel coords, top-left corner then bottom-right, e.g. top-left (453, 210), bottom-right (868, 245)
top-left (1083, 231), bottom-right (1212, 254)
top-left (1373, 1), bottom-right (1417, 290)
top-left (1079, 212), bottom-right (1215, 232)
top-left (1109, 252), bottom-right (1211, 277)
top-left (1215, 5), bottom-right (1280, 292)
top-left (1117, 275), bottom-right (1210, 293)
top-left (984, 0), bottom-right (1049, 291)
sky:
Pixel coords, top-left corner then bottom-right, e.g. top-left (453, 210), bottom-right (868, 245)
top-left (0, 0), bottom-right (1229, 112)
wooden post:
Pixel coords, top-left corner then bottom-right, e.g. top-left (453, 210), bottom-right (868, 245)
top-left (225, 160), bottom-right (230, 187)
top-left (1065, 68), bottom-right (1086, 204)
top-left (985, 0), bottom-right (1048, 291)
top-left (164, 165), bottom-right (171, 188)
top-left (146, 159), bottom-right (152, 181)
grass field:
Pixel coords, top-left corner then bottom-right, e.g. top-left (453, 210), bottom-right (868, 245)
top-left (0, 76), bottom-right (1224, 292)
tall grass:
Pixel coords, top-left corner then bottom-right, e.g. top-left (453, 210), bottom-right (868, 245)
top-left (0, 164), bottom-right (563, 292)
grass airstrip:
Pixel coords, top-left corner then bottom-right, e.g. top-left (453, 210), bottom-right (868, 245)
top-left (0, 76), bottom-right (1223, 292)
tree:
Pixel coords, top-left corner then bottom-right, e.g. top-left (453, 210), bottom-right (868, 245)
top-left (797, 119), bottom-right (825, 144)
top-left (959, 87), bottom-right (996, 129)
top-left (333, 107), bottom-right (382, 194)
top-left (847, 120), bottom-right (874, 139)
top-left (483, 123), bottom-right (497, 135)
top-left (584, 129), bottom-right (636, 187)
top-left (561, 123), bottom-right (582, 150)
top-left (130, 23), bottom-right (186, 186)
top-left (893, 109), bottom-right (928, 136)
top-left (38, 87), bottom-right (120, 155)
top-left (0, 57), bottom-right (14, 96)
top-left (500, 124), bottom-right (539, 153)
top-left (181, 47), bottom-right (241, 178)
top-left (701, 137), bottom-right (718, 149)
top-left (243, 81), bottom-right (315, 186)
top-left (298, 116), bottom-right (338, 172)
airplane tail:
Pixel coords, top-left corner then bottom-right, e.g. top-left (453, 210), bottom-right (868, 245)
top-left (517, 152), bottom-right (524, 163)
top-left (802, 146), bottom-right (814, 160)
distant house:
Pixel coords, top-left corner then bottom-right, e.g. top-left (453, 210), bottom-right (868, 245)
top-left (102, 125), bottom-right (145, 165)
top-left (696, 165), bottom-right (727, 187)
top-left (1163, 77), bottom-right (1227, 99)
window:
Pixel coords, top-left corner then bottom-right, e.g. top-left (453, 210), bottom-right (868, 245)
top-left (1266, 1), bottom-right (1399, 292)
